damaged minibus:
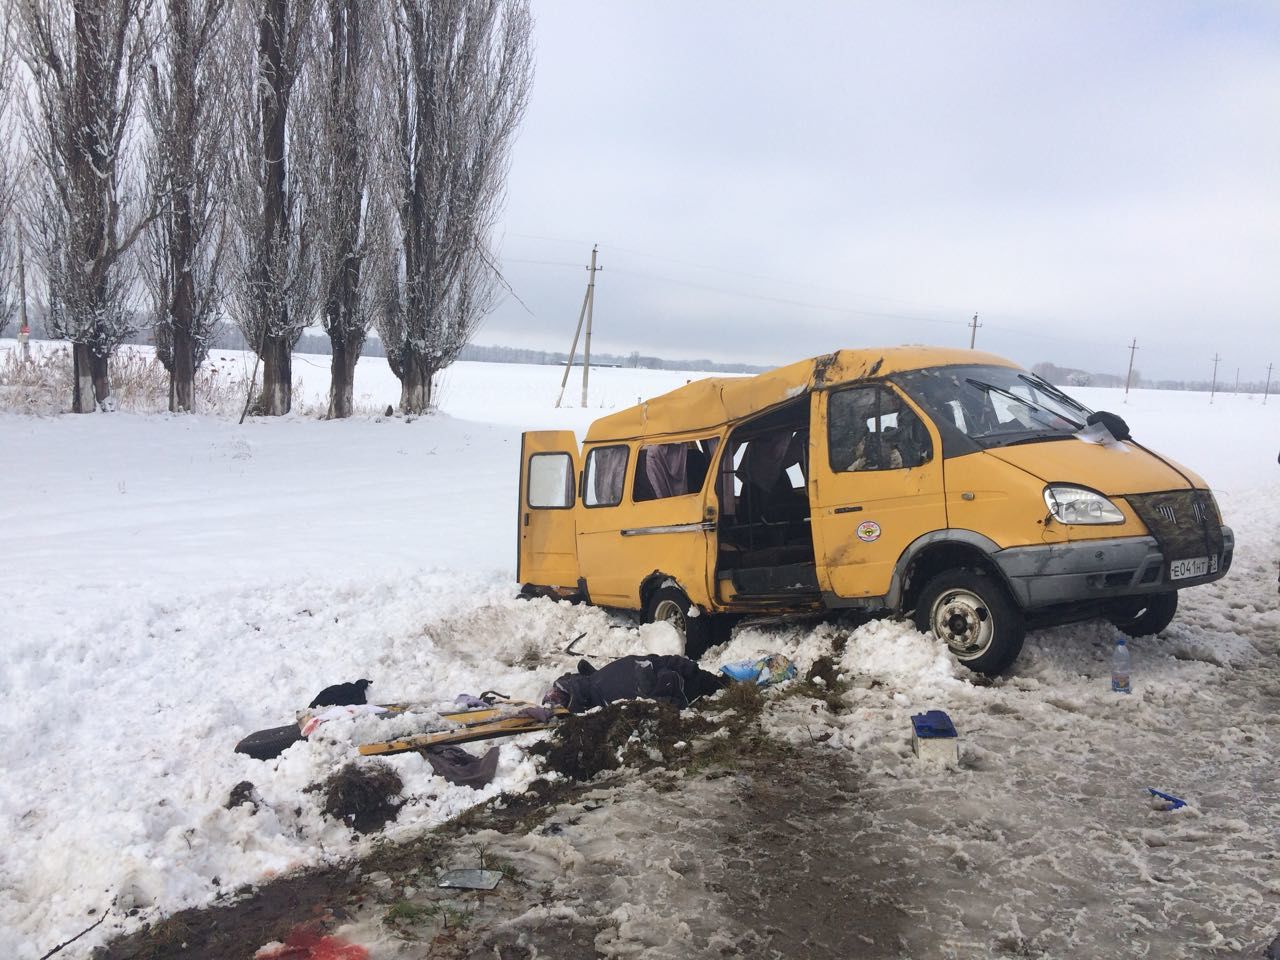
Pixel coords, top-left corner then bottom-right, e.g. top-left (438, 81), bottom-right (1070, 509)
top-left (517, 347), bottom-right (1233, 675)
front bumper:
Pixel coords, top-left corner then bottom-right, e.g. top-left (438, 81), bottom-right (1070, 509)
top-left (992, 526), bottom-right (1235, 610)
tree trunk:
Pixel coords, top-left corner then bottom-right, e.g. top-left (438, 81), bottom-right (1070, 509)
top-left (72, 343), bottom-right (95, 414)
top-left (168, 19), bottom-right (198, 416)
top-left (327, 339), bottom-right (357, 418)
top-left (91, 350), bottom-right (111, 410)
top-left (398, 352), bottom-right (430, 414)
top-left (171, 323), bottom-right (195, 413)
top-left (259, 334), bottom-right (292, 415)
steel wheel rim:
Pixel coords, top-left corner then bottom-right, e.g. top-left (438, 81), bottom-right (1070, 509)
top-left (931, 588), bottom-right (994, 659)
top-left (653, 598), bottom-right (687, 635)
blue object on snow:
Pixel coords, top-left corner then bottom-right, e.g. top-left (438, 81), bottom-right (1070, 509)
top-left (911, 710), bottom-right (958, 739)
top-left (718, 654), bottom-right (797, 686)
top-left (1147, 788), bottom-right (1186, 810)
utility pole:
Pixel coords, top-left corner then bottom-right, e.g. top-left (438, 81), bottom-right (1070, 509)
top-left (581, 244), bottom-right (600, 408)
top-left (1264, 363), bottom-right (1272, 405)
top-left (1233, 367), bottom-right (1239, 394)
top-left (16, 234), bottom-right (30, 363)
top-left (968, 313), bottom-right (981, 349)
top-left (1124, 338), bottom-right (1139, 395)
top-left (1209, 353), bottom-right (1221, 404)
top-left (554, 244), bottom-right (603, 408)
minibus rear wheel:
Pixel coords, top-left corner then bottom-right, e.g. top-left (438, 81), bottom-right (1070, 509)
top-left (1108, 591), bottom-right (1177, 638)
top-left (913, 570), bottom-right (1025, 676)
top-left (646, 586), bottom-right (713, 659)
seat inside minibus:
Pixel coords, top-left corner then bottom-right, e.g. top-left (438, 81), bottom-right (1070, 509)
top-left (716, 399), bottom-right (818, 597)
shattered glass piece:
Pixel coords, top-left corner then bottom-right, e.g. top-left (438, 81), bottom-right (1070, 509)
top-left (437, 869), bottom-right (503, 890)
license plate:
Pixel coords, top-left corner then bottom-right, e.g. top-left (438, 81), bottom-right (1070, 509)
top-left (1170, 556), bottom-right (1216, 580)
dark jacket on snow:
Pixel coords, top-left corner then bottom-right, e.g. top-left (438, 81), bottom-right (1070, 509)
top-left (548, 654), bottom-right (727, 713)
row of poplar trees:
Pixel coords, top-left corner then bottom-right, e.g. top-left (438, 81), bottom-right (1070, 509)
top-left (0, 0), bottom-right (533, 416)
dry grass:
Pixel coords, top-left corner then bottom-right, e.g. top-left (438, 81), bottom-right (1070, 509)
top-left (0, 346), bottom-right (270, 417)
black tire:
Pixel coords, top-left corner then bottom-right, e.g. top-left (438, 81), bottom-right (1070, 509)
top-left (235, 723), bottom-right (304, 761)
top-left (913, 569), bottom-right (1025, 676)
top-left (1109, 591), bottom-right (1178, 638)
top-left (645, 585), bottom-right (714, 659)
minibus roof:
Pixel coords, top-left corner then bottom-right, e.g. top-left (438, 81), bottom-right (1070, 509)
top-left (584, 346), bottom-right (1019, 442)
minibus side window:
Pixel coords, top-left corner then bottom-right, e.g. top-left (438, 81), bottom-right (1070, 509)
top-left (829, 386), bottom-right (932, 471)
top-left (584, 445), bottom-right (629, 507)
top-left (527, 453), bottom-right (574, 508)
top-left (633, 437), bottom-right (719, 501)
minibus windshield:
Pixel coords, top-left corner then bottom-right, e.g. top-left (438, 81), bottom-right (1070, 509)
top-left (896, 365), bottom-right (1092, 449)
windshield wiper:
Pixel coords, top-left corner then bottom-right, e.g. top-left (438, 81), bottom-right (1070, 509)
top-left (997, 433), bottom-right (1076, 447)
top-left (966, 378), bottom-right (1085, 431)
top-left (1019, 373), bottom-right (1090, 416)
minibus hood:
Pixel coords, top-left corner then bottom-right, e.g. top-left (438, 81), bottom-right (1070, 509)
top-left (984, 439), bottom-right (1197, 495)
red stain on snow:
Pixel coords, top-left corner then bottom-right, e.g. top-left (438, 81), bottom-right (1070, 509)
top-left (254, 925), bottom-right (369, 960)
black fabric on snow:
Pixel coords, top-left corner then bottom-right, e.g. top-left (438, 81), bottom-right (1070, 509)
top-left (424, 745), bottom-right (500, 789)
top-left (309, 679), bottom-right (372, 708)
top-left (548, 654), bottom-right (727, 713)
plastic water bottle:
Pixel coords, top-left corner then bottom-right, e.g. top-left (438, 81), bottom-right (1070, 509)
top-left (1111, 637), bottom-right (1132, 694)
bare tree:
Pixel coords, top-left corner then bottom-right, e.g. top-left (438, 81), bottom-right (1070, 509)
top-left (225, 0), bottom-right (318, 416)
top-left (142, 0), bottom-right (233, 411)
top-left (309, 0), bottom-right (392, 418)
top-left (17, 0), bottom-right (156, 412)
top-left (0, 0), bottom-right (22, 338)
top-left (381, 0), bottom-right (533, 414)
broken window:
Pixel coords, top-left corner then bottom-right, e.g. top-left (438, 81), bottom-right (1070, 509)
top-left (829, 385), bottom-right (932, 472)
top-left (527, 453), bottom-right (574, 508)
top-left (896, 365), bottom-right (1087, 450)
top-left (633, 438), bottom-right (720, 502)
top-left (584, 445), bottom-right (629, 507)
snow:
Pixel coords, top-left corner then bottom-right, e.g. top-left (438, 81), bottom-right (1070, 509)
top-left (1, 339), bottom-right (1278, 957)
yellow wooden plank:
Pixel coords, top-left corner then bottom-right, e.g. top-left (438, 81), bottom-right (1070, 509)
top-left (358, 714), bottom-right (562, 756)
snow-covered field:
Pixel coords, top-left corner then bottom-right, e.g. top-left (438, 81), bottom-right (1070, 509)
top-left (1, 341), bottom-right (1277, 957)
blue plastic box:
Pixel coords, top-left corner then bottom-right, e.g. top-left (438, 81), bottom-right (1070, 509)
top-left (911, 710), bottom-right (959, 765)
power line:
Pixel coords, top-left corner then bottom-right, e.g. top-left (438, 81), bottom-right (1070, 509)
top-left (603, 265), bottom-right (968, 328)
top-left (503, 244), bottom-right (1141, 351)
top-left (510, 231), bottom-right (969, 314)
top-left (502, 236), bottom-right (1277, 371)
top-left (503, 257), bottom-right (583, 268)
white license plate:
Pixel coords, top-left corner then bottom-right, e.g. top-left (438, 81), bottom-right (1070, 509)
top-left (1170, 556), bottom-right (1216, 580)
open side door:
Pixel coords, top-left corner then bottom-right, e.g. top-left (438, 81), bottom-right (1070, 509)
top-left (517, 431), bottom-right (581, 590)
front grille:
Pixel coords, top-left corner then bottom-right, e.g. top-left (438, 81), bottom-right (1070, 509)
top-left (1126, 490), bottom-right (1225, 564)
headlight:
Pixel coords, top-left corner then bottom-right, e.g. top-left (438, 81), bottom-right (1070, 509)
top-left (1044, 485), bottom-right (1125, 524)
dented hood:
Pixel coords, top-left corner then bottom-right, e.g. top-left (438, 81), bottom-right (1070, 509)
top-left (985, 439), bottom-right (1199, 495)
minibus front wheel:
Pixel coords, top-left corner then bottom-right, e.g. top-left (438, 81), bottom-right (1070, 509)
top-left (645, 586), bottom-right (715, 658)
top-left (913, 570), bottom-right (1025, 676)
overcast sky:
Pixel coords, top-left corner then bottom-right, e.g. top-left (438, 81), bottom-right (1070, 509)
top-left (483, 1), bottom-right (1279, 383)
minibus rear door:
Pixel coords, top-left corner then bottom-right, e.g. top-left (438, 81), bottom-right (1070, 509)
top-left (517, 431), bottom-right (581, 589)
